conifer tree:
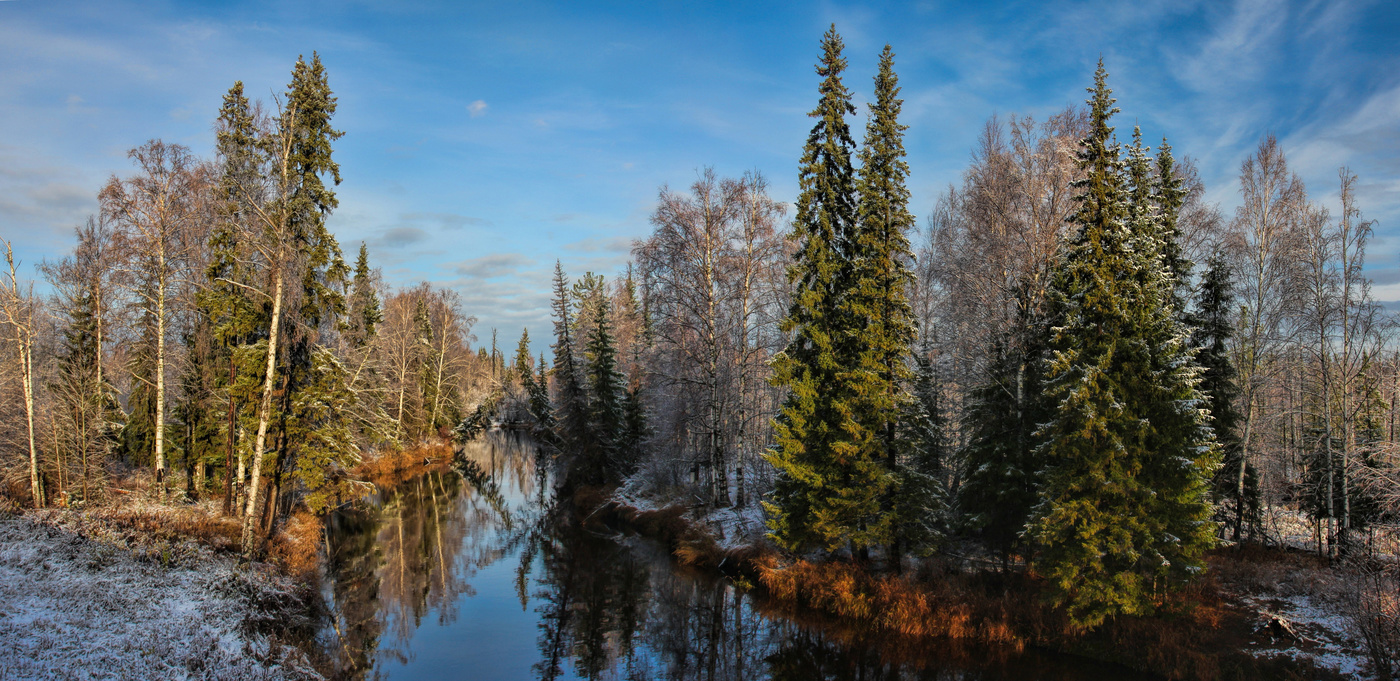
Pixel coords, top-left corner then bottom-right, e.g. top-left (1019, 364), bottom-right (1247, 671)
top-left (1188, 256), bottom-right (1255, 529)
top-left (1028, 61), bottom-right (1217, 627)
top-left (514, 327), bottom-right (535, 388)
top-left (959, 330), bottom-right (1047, 563)
top-left (767, 26), bottom-right (891, 554)
top-left (848, 44), bottom-right (920, 557)
top-left (550, 261), bottom-right (589, 453)
top-left (224, 54), bottom-right (353, 552)
top-left (582, 295), bottom-right (627, 484)
top-left (208, 80), bottom-right (267, 514)
top-left (530, 353), bottom-right (556, 439)
top-left (346, 243), bottom-right (381, 349)
top-left (1154, 139), bottom-right (1191, 309)
top-left (891, 343), bottom-right (948, 555)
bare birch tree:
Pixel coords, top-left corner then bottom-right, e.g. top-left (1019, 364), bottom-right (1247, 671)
top-left (1226, 133), bottom-right (1305, 542)
top-left (1, 239), bottom-right (43, 507)
top-left (101, 140), bottom-right (203, 491)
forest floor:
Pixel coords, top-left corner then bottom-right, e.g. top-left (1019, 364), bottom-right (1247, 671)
top-left (0, 498), bottom-right (325, 680)
top-left (602, 489), bottom-right (1372, 680)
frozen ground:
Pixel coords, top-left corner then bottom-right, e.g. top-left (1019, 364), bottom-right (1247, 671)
top-left (1241, 591), bottom-right (1366, 678)
top-left (0, 510), bottom-right (321, 681)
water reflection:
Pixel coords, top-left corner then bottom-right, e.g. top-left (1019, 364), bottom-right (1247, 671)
top-left (320, 432), bottom-right (1130, 681)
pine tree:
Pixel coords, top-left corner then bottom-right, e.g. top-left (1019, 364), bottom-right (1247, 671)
top-left (767, 26), bottom-right (891, 555)
top-left (1028, 61), bottom-right (1218, 627)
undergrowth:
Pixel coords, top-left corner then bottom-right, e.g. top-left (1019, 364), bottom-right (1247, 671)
top-left (595, 492), bottom-right (1352, 681)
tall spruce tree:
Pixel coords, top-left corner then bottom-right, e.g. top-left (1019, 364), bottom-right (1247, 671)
top-left (959, 328), bottom-right (1047, 564)
top-left (208, 80), bottom-right (268, 515)
top-left (1188, 255), bottom-right (1255, 531)
top-left (849, 44), bottom-right (919, 557)
top-left (767, 26), bottom-right (891, 555)
top-left (1153, 139), bottom-right (1191, 310)
top-left (582, 294), bottom-right (627, 484)
top-left (1028, 61), bottom-right (1217, 627)
top-left (550, 261), bottom-right (589, 454)
top-left (346, 243), bottom-right (382, 349)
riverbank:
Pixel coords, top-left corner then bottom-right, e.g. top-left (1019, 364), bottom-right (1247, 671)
top-left (0, 500), bottom-right (322, 680)
top-left (588, 490), bottom-right (1365, 681)
top-left (0, 442), bottom-right (460, 680)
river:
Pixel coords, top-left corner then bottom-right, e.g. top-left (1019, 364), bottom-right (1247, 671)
top-left (319, 431), bottom-right (1136, 680)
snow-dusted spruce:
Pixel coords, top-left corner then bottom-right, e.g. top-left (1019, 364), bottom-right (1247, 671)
top-left (1027, 61), bottom-right (1218, 628)
top-left (767, 25), bottom-right (895, 556)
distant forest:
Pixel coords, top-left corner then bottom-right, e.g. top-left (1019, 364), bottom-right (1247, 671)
top-left (2, 27), bottom-right (1396, 630)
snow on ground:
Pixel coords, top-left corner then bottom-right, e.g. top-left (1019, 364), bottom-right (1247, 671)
top-left (0, 510), bottom-right (321, 680)
top-left (1241, 591), bottom-right (1367, 678)
top-left (700, 503), bottom-right (769, 552)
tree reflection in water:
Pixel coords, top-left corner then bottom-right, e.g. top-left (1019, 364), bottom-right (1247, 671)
top-left (321, 432), bottom-right (1129, 681)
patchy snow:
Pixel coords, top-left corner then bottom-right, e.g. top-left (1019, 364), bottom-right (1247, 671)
top-left (0, 511), bottom-right (321, 680)
top-left (610, 484), bottom-right (770, 553)
top-left (699, 503), bottom-right (770, 552)
top-left (1239, 582), bottom-right (1368, 678)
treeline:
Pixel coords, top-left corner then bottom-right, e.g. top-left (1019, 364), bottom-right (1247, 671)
top-left (527, 26), bottom-right (1399, 630)
top-left (0, 55), bottom-right (500, 553)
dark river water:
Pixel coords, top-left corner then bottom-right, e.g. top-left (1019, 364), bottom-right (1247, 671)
top-left (319, 431), bottom-right (1136, 681)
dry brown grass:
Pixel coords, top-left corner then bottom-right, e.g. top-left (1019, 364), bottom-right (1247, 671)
top-left (355, 441), bottom-right (456, 490)
top-left (593, 493), bottom-right (1351, 681)
top-left (267, 510), bottom-right (324, 584)
top-left (754, 557), bottom-right (1036, 647)
top-left (87, 501), bottom-right (245, 552)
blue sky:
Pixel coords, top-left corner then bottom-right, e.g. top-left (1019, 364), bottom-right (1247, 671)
top-left (3, 0), bottom-right (1398, 349)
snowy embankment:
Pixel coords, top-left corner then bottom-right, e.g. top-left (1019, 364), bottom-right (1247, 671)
top-left (0, 510), bottom-right (321, 680)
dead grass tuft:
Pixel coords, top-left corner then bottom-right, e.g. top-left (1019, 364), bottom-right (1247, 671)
top-left (355, 441), bottom-right (456, 490)
top-left (267, 510), bottom-right (324, 584)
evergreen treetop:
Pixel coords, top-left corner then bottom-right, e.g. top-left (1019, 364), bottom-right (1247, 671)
top-left (1029, 60), bottom-right (1217, 627)
top-left (766, 26), bottom-right (892, 554)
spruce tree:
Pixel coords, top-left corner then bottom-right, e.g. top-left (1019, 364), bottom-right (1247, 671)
top-left (848, 44), bottom-right (919, 556)
top-left (891, 343), bottom-right (948, 555)
top-left (530, 353), bottom-right (556, 440)
top-left (50, 281), bottom-right (119, 502)
top-left (959, 329), bottom-right (1046, 564)
top-left (414, 297), bottom-right (438, 436)
top-left (1188, 256), bottom-right (1255, 531)
top-left (346, 243), bottom-right (381, 349)
top-left (582, 295), bottom-right (627, 484)
top-left (767, 26), bottom-right (891, 554)
top-left (1153, 139), bottom-right (1192, 309)
top-left (514, 328), bottom-right (535, 390)
top-left (208, 80), bottom-right (267, 515)
top-left (550, 261), bottom-right (589, 453)
top-left (1028, 61), bottom-right (1217, 627)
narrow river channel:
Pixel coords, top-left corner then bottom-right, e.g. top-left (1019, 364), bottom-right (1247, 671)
top-left (319, 431), bottom-right (1136, 680)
